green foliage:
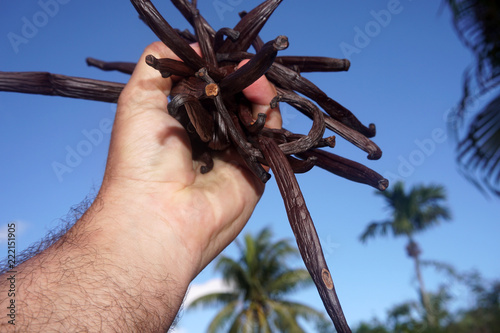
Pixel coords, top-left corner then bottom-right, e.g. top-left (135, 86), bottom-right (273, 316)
top-left (188, 227), bottom-right (334, 333)
top-left (360, 181), bottom-right (451, 243)
top-left (445, 0), bottom-right (500, 106)
top-left (355, 320), bottom-right (390, 333)
top-left (354, 268), bottom-right (500, 333)
top-left (445, 0), bottom-right (500, 196)
top-left (455, 94), bottom-right (500, 197)
top-left (360, 181), bottom-right (451, 327)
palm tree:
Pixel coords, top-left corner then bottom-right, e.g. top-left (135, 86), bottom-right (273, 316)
top-left (188, 227), bottom-right (333, 333)
top-left (444, 0), bottom-right (500, 196)
top-left (359, 181), bottom-right (451, 327)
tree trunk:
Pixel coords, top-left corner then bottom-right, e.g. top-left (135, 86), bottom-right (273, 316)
top-left (407, 238), bottom-right (435, 327)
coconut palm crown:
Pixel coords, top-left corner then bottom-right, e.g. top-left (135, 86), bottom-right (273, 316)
top-left (359, 181), bottom-right (451, 327)
top-left (360, 181), bottom-right (451, 242)
top-left (188, 227), bottom-right (333, 333)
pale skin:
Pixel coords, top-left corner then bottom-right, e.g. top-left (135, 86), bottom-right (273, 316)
top-left (0, 42), bottom-right (281, 332)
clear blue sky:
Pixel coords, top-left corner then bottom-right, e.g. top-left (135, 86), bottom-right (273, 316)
top-left (1, 0), bottom-right (499, 331)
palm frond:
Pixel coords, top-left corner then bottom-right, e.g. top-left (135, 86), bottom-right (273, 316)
top-left (188, 292), bottom-right (239, 310)
top-left (262, 238), bottom-right (299, 263)
top-left (415, 206), bottom-right (451, 231)
top-left (359, 220), bottom-right (395, 242)
top-left (412, 184), bottom-right (452, 229)
top-left (228, 308), bottom-right (246, 333)
top-left (361, 181), bottom-right (451, 243)
top-left (445, 0), bottom-right (500, 197)
top-left (265, 269), bottom-right (313, 297)
top-left (413, 184), bottom-right (447, 202)
top-left (266, 300), bottom-right (305, 333)
top-left (270, 299), bottom-right (336, 333)
top-left (259, 239), bottom-right (300, 282)
top-left (456, 94), bottom-right (500, 195)
top-left (256, 226), bottom-right (274, 244)
top-left (253, 303), bottom-right (272, 333)
top-left (242, 306), bottom-right (255, 333)
top-left (196, 227), bottom-right (333, 331)
top-left (445, 0), bottom-right (500, 111)
top-left (207, 300), bottom-right (240, 333)
top-left (243, 233), bottom-right (258, 277)
top-left (215, 256), bottom-right (251, 289)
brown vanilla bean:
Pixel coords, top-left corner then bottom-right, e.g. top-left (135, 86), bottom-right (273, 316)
top-left (209, 110), bottom-right (231, 151)
top-left (214, 28), bottom-right (240, 52)
top-left (218, 0), bottom-right (283, 53)
top-left (216, 51), bottom-right (376, 139)
top-left (192, 9), bottom-right (217, 68)
top-left (167, 93), bottom-right (194, 126)
top-left (287, 155), bottom-right (317, 173)
top-left (247, 114), bottom-right (267, 134)
top-left (171, 76), bottom-right (207, 100)
top-left (272, 86), bottom-right (381, 159)
top-left (197, 73), bottom-right (254, 156)
top-left (131, 0), bottom-right (211, 74)
top-left (174, 28), bottom-right (198, 43)
top-left (196, 68), bottom-right (269, 182)
top-left (199, 151), bottom-right (214, 174)
top-left (219, 36), bottom-right (288, 96)
top-left (236, 98), bottom-right (268, 135)
top-left (228, 104), bottom-right (257, 151)
top-left (270, 90), bottom-right (325, 155)
top-left (170, 0), bottom-right (216, 39)
top-left (322, 136), bottom-right (337, 148)
top-left (252, 35), bottom-right (265, 53)
top-left (267, 62), bottom-right (376, 138)
top-left (0, 71), bottom-right (123, 103)
top-left (219, 52), bottom-right (352, 75)
top-left (168, 94), bottom-right (216, 173)
top-left (171, 94), bottom-right (214, 142)
top-left (237, 101), bottom-right (255, 126)
top-left (275, 56), bottom-right (350, 73)
top-left (86, 58), bottom-right (136, 75)
top-left (238, 11), bottom-right (265, 52)
top-left (286, 133), bottom-right (336, 149)
top-left (216, 51), bottom-right (253, 63)
top-left (324, 116), bottom-right (382, 160)
top-left (146, 55), bottom-right (196, 78)
top-left (257, 136), bottom-right (351, 333)
top-left (273, 90), bottom-right (379, 158)
top-left (260, 128), bottom-right (335, 149)
top-left (298, 149), bottom-right (389, 191)
top-left (0, 3), bottom-right (395, 331)
top-left (290, 135), bottom-right (336, 149)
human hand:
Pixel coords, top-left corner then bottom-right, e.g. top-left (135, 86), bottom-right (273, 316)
top-left (0, 42), bottom-right (281, 332)
top-left (98, 41), bottom-right (281, 281)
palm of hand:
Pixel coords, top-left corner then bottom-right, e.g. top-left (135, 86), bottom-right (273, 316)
top-left (101, 42), bottom-right (280, 273)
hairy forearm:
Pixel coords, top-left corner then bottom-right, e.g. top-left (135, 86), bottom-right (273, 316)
top-left (0, 197), bottom-right (189, 332)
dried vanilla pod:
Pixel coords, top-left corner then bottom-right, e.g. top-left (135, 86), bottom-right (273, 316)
top-left (86, 58), bottom-right (136, 75)
top-left (214, 28), bottom-right (240, 52)
top-left (220, 35), bottom-right (289, 96)
top-left (258, 135), bottom-right (351, 333)
top-left (217, 0), bottom-right (283, 53)
top-left (0, 1), bottom-right (393, 332)
top-left (0, 71), bottom-right (124, 103)
top-left (145, 55), bottom-right (196, 78)
top-left (275, 55), bottom-right (351, 73)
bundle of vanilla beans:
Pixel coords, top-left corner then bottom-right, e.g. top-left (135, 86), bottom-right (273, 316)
top-left (0, 1), bottom-right (389, 331)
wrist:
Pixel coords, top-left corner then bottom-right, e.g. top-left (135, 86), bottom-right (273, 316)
top-left (83, 185), bottom-right (200, 290)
